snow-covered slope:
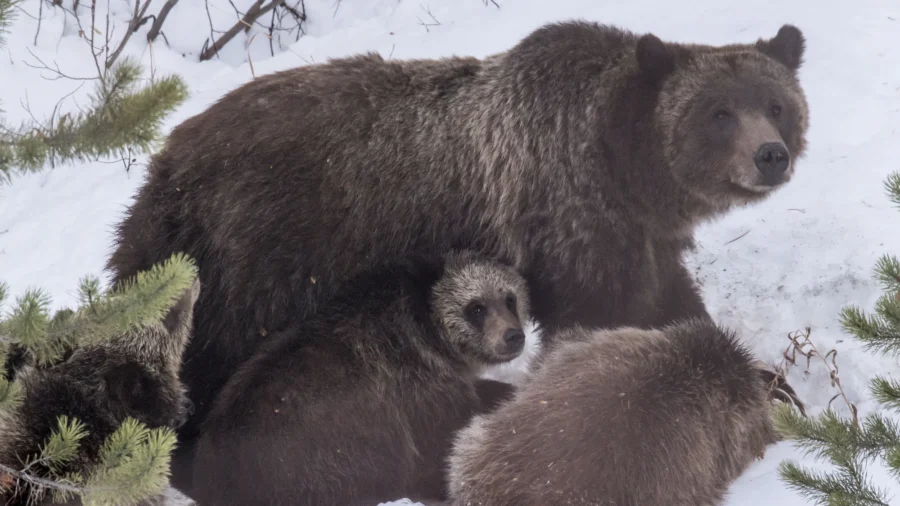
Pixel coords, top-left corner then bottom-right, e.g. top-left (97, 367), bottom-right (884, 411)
top-left (2, 1), bottom-right (899, 504)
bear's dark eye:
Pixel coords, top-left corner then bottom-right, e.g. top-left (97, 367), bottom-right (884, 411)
top-left (505, 293), bottom-right (517, 315)
top-left (771, 104), bottom-right (782, 118)
top-left (464, 302), bottom-right (487, 328)
top-left (713, 110), bottom-right (732, 121)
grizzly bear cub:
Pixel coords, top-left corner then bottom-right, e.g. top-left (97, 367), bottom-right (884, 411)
top-left (0, 280), bottom-right (200, 506)
top-left (189, 251), bottom-right (531, 506)
top-left (446, 319), bottom-right (806, 506)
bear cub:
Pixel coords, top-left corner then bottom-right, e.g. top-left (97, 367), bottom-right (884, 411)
top-left (0, 279), bottom-right (200, 506)
top-left (447, 319), bottom-right (806, 506)
top-left (189, 251), bottom-right (531, 506)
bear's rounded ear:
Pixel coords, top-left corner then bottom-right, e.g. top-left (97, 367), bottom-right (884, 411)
top-left (636, 33), bottom-right (675, 85)
top-left (757, 24), bottom-right (805, 71)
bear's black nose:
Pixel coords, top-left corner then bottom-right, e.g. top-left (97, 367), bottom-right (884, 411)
top-left (754, 142), bottom-right (790, 184)
top-left (503, 328), bottom-right (526, 354)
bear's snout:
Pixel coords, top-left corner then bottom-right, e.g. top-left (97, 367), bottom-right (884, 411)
top-left (754, 142), bottom-right (790, 185)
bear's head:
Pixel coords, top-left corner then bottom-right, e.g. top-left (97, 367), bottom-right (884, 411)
top-left (639, 25), bottom-right (809, 209)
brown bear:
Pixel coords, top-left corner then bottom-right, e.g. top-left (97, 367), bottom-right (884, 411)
top-left (445, 319), bottom-right (806, 506)
top-left (0, 279), bottom-right (200, 506)
top-left (106, 20), bottom-right (810, 450)
top-left (187, 251), bottom-right (531, 505)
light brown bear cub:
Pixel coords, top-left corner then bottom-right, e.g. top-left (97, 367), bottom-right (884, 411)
top-left (447, 319), bottom-right (806, 506)
top-left (0, 279), bottom-right (200, 506)
top-left (189, 251), bottom-right (531, 506)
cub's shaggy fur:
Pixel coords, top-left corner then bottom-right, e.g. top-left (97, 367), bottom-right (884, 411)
top-left (189, 252), bottom-right (530, 506)
top-left (107, 20), bottom-right (810, 443)
top-left (447, 319), bottom-right (806, 506)
top-left (0, 280), bottom-right (200, 506)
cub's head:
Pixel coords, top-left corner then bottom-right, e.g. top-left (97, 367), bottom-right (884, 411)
top-left (430, 251), bottom-right (530, 368)
top-left (639, 24), bottom-right (809, 208)
top-left (0, 279), bottom-right (200, 502)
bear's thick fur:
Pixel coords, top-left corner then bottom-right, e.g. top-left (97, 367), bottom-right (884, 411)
top-left (188, 252), bottom-right (530, 506)
top-left (0, 280), bottom-right (200, 506)
top-left (107, 20), bottom-right (809, 442)
top-left (446, 319), bottom-right (806, 506)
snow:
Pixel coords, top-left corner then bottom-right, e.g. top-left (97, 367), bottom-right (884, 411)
top-left (2, 0), bottom-right (900, 504)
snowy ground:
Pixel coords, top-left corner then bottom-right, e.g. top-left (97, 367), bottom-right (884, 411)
top-left (2, 0), bottom-right (900, 504)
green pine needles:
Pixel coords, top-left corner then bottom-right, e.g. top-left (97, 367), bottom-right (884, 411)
top-left (0, 253), bottom-right (198, 505)
top-left (0, 0), bottom-right (188, 184)
top-left (776, 172), bottom-right (900, 506)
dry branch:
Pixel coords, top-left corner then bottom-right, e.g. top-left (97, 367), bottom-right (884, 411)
top-left (106, 0), bottom-right (154, 69)
top-left (199, 0), bottom-right (284, 61)
top-left (146, 0), bottom-right (178, 43)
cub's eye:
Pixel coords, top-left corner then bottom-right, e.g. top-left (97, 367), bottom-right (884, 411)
top-left (465, 302), bottom-right (486, 326)
top-left (505, 293), bottom-right (517, 314)
top-left (713, 110), bottom-right (731, 121)
top-left (771, 104), bottom-right (782, 117)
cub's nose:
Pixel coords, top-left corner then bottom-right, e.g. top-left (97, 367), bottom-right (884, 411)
top-left (754, 142), bottom-right (790, 185)
top-left (502, 328), bottom-right (526, 354)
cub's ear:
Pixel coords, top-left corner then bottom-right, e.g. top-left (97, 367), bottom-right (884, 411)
top-left (162, 277), bottom-right (201, 335)
top-left (757, 24), bottom-right (805, 71)
top-left (636, 33), bottom-right (675, 85)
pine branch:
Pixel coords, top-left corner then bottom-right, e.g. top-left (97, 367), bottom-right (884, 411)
top-left (0, 60), bottom-right (188, 184)
top-left (885, 172), bottom-right (900, 209)
top-left (0, 0), bottom-right (17, 49)
top-left (874, 254), bottom-right (900, 294)
top-left (43, 252), bottom-right (197, 349)
top-left (870, 377), bottom-right (900, 413)
top-left (778, 460), bottom-right (890, 506)
top-left (1, 418), bottom-right (177, 505)
top-left (839, 305), bottom-right (900, 356)
top-left (0, 252), bottom-right (197, 372)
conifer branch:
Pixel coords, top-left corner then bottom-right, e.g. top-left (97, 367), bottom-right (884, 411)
top-left (777, 170), bottom-right (900, 505)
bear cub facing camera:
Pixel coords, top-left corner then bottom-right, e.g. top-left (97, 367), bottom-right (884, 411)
top-left (189, 251), bottom-right (531, 506)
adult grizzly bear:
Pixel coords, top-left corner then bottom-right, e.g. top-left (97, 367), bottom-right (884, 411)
top-left (446, 319), bottom-right (807, 506)
top-left (189, 251), bottom-right (531, 505)
top-left (107, 20), bottom-right (809, 442)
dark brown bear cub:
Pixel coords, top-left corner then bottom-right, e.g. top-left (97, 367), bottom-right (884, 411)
top-left (0, 280), bottom-right (200, 506)
top-left (446, 319), bottom-right (806, 506)
top-left (189, 251), bottom-right (530, 506)
top-left (107, 20), bottom-right (809, 443)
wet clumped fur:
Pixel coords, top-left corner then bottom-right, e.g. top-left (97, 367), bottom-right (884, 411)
top-left (0, 280), bottom-right (201, 506)
top-left (189, 251), bottom-right (530, 506)
top-left (446, 319), bottom-right (806, 506)
top-left (106, 20), bottom-right (810, 446)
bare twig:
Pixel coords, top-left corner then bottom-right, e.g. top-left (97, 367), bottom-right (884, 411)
top-left (34, 0), bottom-right (44, 46)
top-left (23, 47), bottom-right (99, 81)
top-left (199, 0), bottom-right (285, 61)
top-left (247, 33), bottom-right (257, 78)
top-left (777, 327), bottom-right (860, 428)
top-left (416, 4), bottom-right (440, 33)
top-left (106, 0), bottom-right (155, 69)
top-left (723, 229), bottom-right (751, 245)
top-left (146, 0), bottom-right (178, 43)
top-left (483, 0), bottom-right (499, 7)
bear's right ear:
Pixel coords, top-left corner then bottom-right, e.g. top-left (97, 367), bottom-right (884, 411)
top-left (162, 277), bottom-right (201, 335)
top-left (636, 33), bottom-right (675, 85)
top-left (756, 24), bottom-right (805, 72)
